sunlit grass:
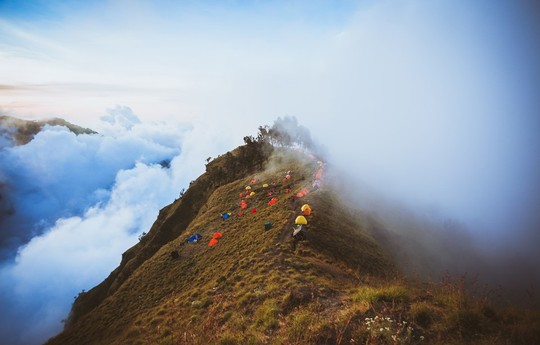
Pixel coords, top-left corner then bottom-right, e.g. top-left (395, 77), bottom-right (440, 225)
top-left (47, 149), bottom-right (540, 345)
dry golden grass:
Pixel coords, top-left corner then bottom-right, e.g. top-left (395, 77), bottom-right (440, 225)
top-left (47, 149), bottom-right (540, 345)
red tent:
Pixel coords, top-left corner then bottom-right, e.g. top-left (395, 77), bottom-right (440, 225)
top-left (208, 238), bottom-right (218, 247)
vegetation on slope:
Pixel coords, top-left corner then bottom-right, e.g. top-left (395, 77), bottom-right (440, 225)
top-left (48, 145), bottom-right (540, 345)
top-left (63, 136), bottom-right (273, 327)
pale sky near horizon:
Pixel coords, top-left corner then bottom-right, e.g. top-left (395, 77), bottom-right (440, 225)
top-left (0, 0), bottom-right (357, 130)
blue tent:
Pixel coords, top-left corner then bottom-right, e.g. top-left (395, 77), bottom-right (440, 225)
top-left (222, 212), bottom-right (232, 219)
top-left (187, 233), bottom-right (202, 244)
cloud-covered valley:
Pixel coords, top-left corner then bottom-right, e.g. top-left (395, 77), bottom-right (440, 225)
top-left (0, 107), bottom-right (199, 345)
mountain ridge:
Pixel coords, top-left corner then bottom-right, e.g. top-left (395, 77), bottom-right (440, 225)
top-left (0, 115), bottom-right (97, 146)
top-left (47, 129), bottom-right (540, 344)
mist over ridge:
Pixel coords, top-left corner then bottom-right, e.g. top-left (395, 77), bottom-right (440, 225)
top-left (0, 0), bottom-right (539, 343)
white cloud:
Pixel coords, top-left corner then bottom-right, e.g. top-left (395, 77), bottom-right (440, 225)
top-left (0, 162), bottom-right (176, 344)
top-left (0, 111), bottom-right (201, 344)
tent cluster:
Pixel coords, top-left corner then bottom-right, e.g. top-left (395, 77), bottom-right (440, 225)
top-left (208, 232), bottom-right (223, 247)
top-left (292, 204), bottom-right (311, 241)
top-left (182, 158), bottom-right (325, 251)
top-left (186, 232), bottom-right (223, 247)
top-left (238, 176), bottom-right (283, 215)
top-left (296, 188), bottom-right (310, 198)
top-left (294, 161), bottom-right (325, 199)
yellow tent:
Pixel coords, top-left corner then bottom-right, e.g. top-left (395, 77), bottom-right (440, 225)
top-left (250, 191), bottom-right (255, 197)
top-left (245, 186), bottom-right (252, 190)
top-left (301, 204), bottom-right (311, 212)
top-left (263, 183), bottom-right (269, 188)
top-left (301, 204), bottom-right (312, 216)
top-left (295, 215), bottom-right (308, 225)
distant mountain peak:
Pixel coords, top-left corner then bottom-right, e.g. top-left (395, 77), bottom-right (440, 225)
top-left (0, 115), bottom-right (97, 146)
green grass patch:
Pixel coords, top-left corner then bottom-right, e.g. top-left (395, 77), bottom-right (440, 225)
top-left (352, 285), bottom-right (409, 304)
top-left (254, 299), bottom-right (281, 332)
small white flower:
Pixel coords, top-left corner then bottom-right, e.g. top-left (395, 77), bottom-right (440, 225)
top-left (385, 327), bottom-right (390, 331)
top-left (420, 336), bottom-right (425, 340)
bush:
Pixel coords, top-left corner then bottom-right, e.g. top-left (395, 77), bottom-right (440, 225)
top-left (410, 302), bottom-right (439, 328)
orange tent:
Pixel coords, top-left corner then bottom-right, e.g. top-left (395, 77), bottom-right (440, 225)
top-left (212, 232), bottom-right (223, 239)
top-left (315, 169), bottom-right (323, 180)
top-left (268, 197), bottom-right (278, 206)
top-left (208, 238), bottom-right (218, 247)
top-left (296, 188), bottom-right (310, 198)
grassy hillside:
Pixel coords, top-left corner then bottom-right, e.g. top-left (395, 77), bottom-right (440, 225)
top-left (47, 148), bottom-right (540, 345)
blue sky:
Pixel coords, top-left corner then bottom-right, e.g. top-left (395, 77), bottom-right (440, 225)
top-left (1, 1), bottom-right (540, 343)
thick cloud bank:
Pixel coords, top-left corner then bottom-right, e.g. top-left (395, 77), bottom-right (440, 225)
top-left (0, 107), bottom-right (201, 345)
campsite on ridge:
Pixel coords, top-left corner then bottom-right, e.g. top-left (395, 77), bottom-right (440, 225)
top-left (46, 122), bottom-right (540, 345)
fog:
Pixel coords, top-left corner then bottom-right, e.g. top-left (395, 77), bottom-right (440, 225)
top-left (303, 1), bottom-right (540, 296)
top-left (0, 0), bottom-right (539, 343)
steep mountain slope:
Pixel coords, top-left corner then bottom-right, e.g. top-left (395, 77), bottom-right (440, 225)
top-left (47, 145), bottom-right (539, 345)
